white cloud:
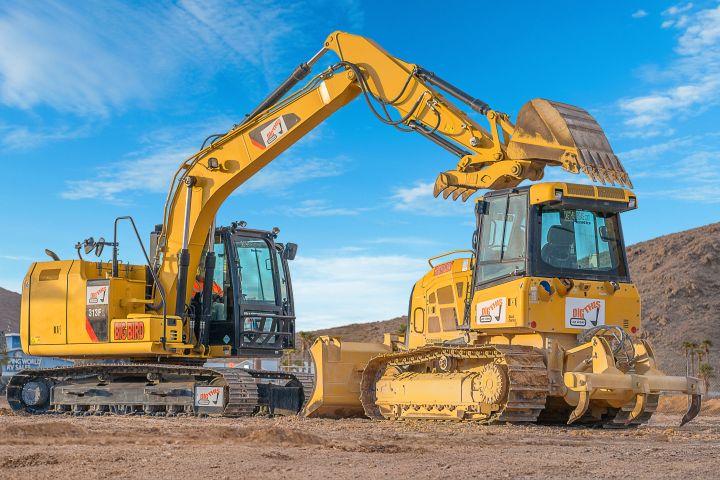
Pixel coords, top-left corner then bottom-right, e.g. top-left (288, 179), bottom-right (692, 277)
top-left (241, 157), bottom-right (346, 195)
top-left (618, 135), bottom-right (695, 161)
top-left (619, 5), bottom-right (720, 130)
top-left (62, 143), bottom-right (346, 203)
top-left (0, 0), bottom-right (363, 116)
top-left (632, 10), bottom-right (648, 19)
top-left (285, 199), bottom-right (367, 217)
top-left (292, 253), bottom-right (427, 329)
top-left (0, 255), bottom-right (34, 261)
top-left (391, 181), bottom-right (474, 217)
top-left (0, 123), bottom-right (91, 149)
top-left (663, 3), bottom-right (694, 16)
top-left (365, 236), bottom-right (439, 247)
top-left (61, 145), bottom-right (192, 202)
top-left (630, 150), bottom-right (720, 202)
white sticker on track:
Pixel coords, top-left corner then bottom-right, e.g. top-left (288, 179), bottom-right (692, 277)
top-left (194, 386), bottom-right (224, 407)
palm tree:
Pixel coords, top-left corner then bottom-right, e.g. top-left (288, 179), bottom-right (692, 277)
top-left (698, 363), bottom-right (715, 395)
top-left (298, 331), bottom-right (316, 361)
top-left (701, 339), bottom-right (713, 364)
top-left (682, 341), bottom-right (695, 376)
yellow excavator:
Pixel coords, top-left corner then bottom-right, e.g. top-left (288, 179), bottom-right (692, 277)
top-left (10, 32), bottom-right (700, 425)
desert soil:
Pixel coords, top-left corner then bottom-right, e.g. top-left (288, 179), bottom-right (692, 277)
top-left (0, 398), bottom-right (718, 480)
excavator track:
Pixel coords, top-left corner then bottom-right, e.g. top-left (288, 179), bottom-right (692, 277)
top-left (360, 345), bottom-right (549, 423)
top-left (7, 364), bottom-right (305, 417)
top-left (291, 372), bottom-right (316, 410)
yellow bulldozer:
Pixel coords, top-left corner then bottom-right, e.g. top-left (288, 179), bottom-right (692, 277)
top-left (10, 32), bottom-right (700, 426)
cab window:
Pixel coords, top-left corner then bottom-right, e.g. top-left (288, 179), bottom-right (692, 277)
top-left (476, 193), bottom-right (527, 284)
top-left (235, 237), bottom-right (276, 304)
top-left (538, 207), bottom-right (625, 276)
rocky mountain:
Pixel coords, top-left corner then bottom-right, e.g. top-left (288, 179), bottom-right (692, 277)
top-left (0, 287), bottom-right (21, 333)
top-left (627, 222), bottom-right (720, 374)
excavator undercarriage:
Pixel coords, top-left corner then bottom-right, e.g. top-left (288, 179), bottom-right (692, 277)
top-left (8, 364), bottom-right (309, 417)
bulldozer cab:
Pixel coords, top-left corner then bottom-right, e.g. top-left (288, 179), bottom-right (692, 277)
top-left (473, 183), bottom-right (634, 290)
top-left (400, 182), bottom-right (639, 346)
top-left (193, 225), bottom-right (297, 357)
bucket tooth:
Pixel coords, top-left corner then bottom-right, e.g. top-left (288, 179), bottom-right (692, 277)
top-left (461, 189), bottom-right (475, 202)
top-left (680, 394), bottom-right (702, 427)
top-left (451, 188), bottom-right (466, 201)
top-left (567, 390), bottom-right (590, 425)
top-left (433, 173), bottom-right (450, 198)
top-left (442, 185), bottom-right (459, 200)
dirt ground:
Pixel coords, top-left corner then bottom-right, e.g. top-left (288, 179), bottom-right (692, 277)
top-left (0, 398), bottom-right (718, 480)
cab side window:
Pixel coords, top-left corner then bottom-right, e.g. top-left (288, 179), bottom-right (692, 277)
top-left (476, 194), bottom-right (527, 285)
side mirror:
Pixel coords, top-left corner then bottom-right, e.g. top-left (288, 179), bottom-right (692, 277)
top-left (83, 237), bottom-right (96, 255)
top-left (95, 237), bottom-right (105, 257)
top-left (599, 226), bottom-right (615, 242)
top-left (283, 242), bottom-right (298, 261)
top-left (476, 200), bottom-right (488, 215)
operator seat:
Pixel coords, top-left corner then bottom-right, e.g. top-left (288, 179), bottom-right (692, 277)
top-left (541, 225), bottom-right (575, 268)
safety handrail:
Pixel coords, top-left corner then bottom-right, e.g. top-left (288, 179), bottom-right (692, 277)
top-left (427, 249), bottom-right (474, 268)
top-left (113, 216), bottom-right (168, 350)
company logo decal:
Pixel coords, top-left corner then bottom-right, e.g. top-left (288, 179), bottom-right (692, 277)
top-left (565, 298), bottom-right (605, 329)
top-left (195, 386), bottom-right (224, 407)
top-left (477, 297), bottom-right (507, 324)
top-left (87, 285), bottom-right (108, 305)
top-left (248, 113), bottom-right (301, 149)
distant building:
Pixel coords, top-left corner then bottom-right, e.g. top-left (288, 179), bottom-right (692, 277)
top-left (1, 333), bottom-right (74, 390)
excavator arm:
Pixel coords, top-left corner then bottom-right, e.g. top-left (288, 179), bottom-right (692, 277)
top-left (152, 31), bottom-right (631, 316)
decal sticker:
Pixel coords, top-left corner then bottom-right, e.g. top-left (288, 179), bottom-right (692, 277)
top-left (565, 297), bottom-right (605, 329)
top-left (476, 297), bottom-right (506, 324)
top-left (248, 113), bottom-right (301, 149)
top-left (195, 386), bottom-right (224, 407)
top-left (433, 261), bottom-right (453, 276)
top-left (113, 321), bottom-right (145, 341)
top-left (86, 279), bottom-right (109, 342)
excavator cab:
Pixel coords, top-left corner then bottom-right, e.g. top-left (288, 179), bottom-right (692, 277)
top-left (191, 224), bottom-right (297, 357)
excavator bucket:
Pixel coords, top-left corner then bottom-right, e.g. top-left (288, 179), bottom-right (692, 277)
top-left (507, 99), bottom-right (632, 188)
top-left (302, 336), bottom-right (390, 418)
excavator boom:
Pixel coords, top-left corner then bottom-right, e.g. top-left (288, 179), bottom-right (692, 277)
top-left (154, 31), bottom-right (631, 317)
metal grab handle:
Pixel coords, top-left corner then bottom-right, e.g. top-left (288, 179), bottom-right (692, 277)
top-left (427, 249), bottom-right (474, 268)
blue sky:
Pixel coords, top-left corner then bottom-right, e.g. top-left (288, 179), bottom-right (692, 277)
top-left (0, 1), bottom-right (718, 329)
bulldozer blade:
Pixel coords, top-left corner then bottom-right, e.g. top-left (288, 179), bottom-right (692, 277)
top-left (567, 390), bottom-right (590, 425)
top-left (507, 99), bottom-right (632, 188)
top-left (680, 394), bottom-right (702, 427)
top-left (624, 393), bottom-right (648, 425)
top-left (302, 336), bottom-right (391, 419)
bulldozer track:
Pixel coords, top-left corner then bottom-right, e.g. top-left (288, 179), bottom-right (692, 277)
top-left (6, 364), bottom-right (304, 417)
top-left (360, 344), bottom-right (549, 423)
